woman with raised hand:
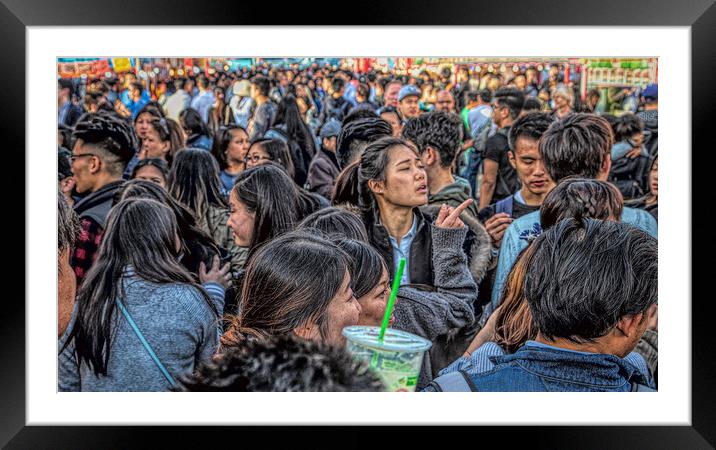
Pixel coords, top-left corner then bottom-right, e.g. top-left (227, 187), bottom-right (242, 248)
top-left (168, 149), bottom-right (247, 274)
top-left (59, 198), bottom-right (225, 392)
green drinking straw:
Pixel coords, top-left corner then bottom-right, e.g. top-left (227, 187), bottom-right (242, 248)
top-left (378, 257), bottom-right (406, 343)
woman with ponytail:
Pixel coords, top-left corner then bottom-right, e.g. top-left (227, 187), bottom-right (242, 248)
top-left (59, 198), bottom-right (226, 392)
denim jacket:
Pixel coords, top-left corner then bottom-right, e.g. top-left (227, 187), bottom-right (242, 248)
top-left (467, 341), bottom-right (651, 392)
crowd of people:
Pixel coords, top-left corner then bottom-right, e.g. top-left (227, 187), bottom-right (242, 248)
top-left (57, 60), bottom-right (659, 392)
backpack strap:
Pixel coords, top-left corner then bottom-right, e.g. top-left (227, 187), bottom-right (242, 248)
top-left (116, 299), bottom-right (177, 388)
top-left (495, 195), bottom-right (514, 217)
top-left (426, 370), bottom-right (477, 392)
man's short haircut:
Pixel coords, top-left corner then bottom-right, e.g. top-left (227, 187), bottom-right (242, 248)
top-left (611, 113), bottom-right (645, 142)
top-left (357, 83), bottom-right (370, 98)
top-left (250, 75), bottom-right (271, 96)
top-left (479, 89), bottom-right (492, 103)
top-left (342, 106), bottom-right (378, 126)
top-left (335, 117), bottom-right (392, 170)
top-left (493, 87), bottom-right (526, 119)
top-left (524, 218), bottom-right (657, 344)
top-left (507, 111), bottom-right (553, 152)
top-left (72, 113), bottom-right (138, 176)
top-left (175, 334), bottom-right (384, 392)
top-left (196, 75), bottom-right (209, 90)
top-left (539, 113), bottom-right (614, 182)
top-left (331, 77), bottom-right (346, 93)
top-left (522, 97), bottom-right (543, 112)
top-left (58, 190), bottom-right (81, 253)
top-left (401, 111), bottom-right (462, 168)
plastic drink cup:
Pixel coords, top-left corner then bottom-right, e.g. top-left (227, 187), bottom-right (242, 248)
top-left (342, 325), bottom-right (432, 392)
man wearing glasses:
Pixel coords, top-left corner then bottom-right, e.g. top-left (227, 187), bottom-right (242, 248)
top-left (69, 114), bottom-right (137, 285)
top-left (478, 87), bottom-right (525, 209)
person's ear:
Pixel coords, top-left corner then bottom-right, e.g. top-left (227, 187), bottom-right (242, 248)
top-left (507, 151), bottom-right (516, 169)
top-left (293, 322), bottom-right (319, 341)
top-left (599, 153), bottom-right (612, 181)
top-left (615, 313), bottom-right (644, 338)
top-left (88, 155), bottom-right (102, 175)
top-left (368, 179), bottom-right (385, 196)
top-left (161, 141), bottom-right (171, 155)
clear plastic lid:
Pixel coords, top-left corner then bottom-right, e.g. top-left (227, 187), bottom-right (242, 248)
top-left (342, 326), bottom-right (432, 352)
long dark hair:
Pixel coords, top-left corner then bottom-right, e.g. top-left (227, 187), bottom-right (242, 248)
top-left (66, 198), bottom-right (216, 376)
top-left (221, 231), bottom-right (352, 346)
top-left (274, 94), bottom-right (316, 157)
top-left (115, 180), bottom-right (221, 277)
top-left (168, 149), bottom-right (228, 221)
top-left (179, 108), bottom-right (208, 138)
top-left (231, 164), bottom-right (299, 256)
top-left (540, 177), bottom-right (624, 230)
top-left (334, 238), bottom-right (386, 298)
top-left (297, 206), bottom-right (369, 242)
top-left (249, 139), bottom-right (295, 179)
top-left (332, 136), bottom-right (417, 215)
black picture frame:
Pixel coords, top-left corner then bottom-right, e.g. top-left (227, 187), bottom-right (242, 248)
top-left (5, 0), bottom-right (714, 447)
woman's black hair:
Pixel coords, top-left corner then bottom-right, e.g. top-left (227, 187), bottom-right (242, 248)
top-left (334, 238), bottom-right (386, 298)
top-left (146, 117), bottom-right (184, 165)
top-left (65, 198), bottom-right (216, 376)
top-left (540, 177), bottom-right (624, 230)
top-left (131, 157), bottom-right (169, 182)
top-left (211, 125), bottom-right (248, 171)
top-left (231, 164), bottom-right (300, 256)
top-left (179, 108), bottom-right (208, 138)
top-left (249, 138), bottom-right (295, 179)
top-left (273, 94), bottom-right (316, 163)
top-left (115, 179), bottom-right (221, 277)
top-left (168, 149), bottom-right (228, 221)
top-left (221, 231), bottom-right (352, 346)
top-left (334, 136), bottom-right (417, 214)
top-left (297, 206), bottom-right (369, 242)
top-left (134, 104), bottom-right (164, 124)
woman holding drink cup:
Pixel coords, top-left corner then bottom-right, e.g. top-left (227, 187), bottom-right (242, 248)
top-left (332, 198), bottom-right (477, 389)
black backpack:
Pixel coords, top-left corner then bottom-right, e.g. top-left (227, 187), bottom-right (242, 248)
top-left (609, 155), bottom-right (649, 200)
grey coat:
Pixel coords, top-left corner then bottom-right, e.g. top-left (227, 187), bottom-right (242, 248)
top-left (392, 225), bottom-right (478, 390)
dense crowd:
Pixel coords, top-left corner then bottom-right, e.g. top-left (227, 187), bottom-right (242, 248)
top-left (57, 61), bottom-right (658, 392)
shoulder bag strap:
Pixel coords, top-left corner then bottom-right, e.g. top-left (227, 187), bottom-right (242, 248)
top-left (115, 299), bottom-right (177, 388)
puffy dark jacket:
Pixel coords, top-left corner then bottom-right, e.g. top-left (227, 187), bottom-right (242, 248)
top-left (305, 147), bottom-right (340, 200)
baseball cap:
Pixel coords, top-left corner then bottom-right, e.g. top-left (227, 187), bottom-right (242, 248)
top-left (398, 85), bottom-right (421, 102)
top-left (319, 119), bottom-right (342, 139)
top-left (642, 84), bottom-right (658, 100)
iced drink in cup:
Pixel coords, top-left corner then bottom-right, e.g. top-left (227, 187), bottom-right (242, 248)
top-left (342, 325), bottom-right (432, 392)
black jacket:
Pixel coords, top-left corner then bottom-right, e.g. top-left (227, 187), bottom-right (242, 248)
top-left (73, 180), bottom-right (125, 228)
top-left (305, 147), bottom-right (340, 200)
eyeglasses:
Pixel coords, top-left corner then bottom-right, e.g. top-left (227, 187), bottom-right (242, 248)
top-left (244, 154), bottom-right (271, 164)
top-left (70, 153), bottom-right (97, 162)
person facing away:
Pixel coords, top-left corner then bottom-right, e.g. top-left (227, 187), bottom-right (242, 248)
top-left (447, 218), bottom-right (657, 392)
top-left (305, 119), bottom-right (342, 200)
top-left (164, 77), bottom-right (192, 122)
top-left (69, 113), bottom-right (138, 285)
top-left (59, 198), bottom-right (226, 392)
top-left (247, 75), bottom-right (278, 142)
top-left (479, 87), bottom-right (526, 209)
top-left (190, 75), bottom-right (215, 125)
top-left (175, 334), bottom-right (384, 392)
top-left (490, 113), bottom-right (658, 310)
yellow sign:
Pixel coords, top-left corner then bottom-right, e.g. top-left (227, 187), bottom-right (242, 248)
top-left (112, 58), bottom-right (132, 73)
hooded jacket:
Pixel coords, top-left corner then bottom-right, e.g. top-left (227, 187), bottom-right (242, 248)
top-left (73, 180), bottom-right (125, 229)
top-left (428, 180), bottom-right (480, 221)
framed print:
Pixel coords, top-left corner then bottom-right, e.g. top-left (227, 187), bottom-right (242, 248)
top-left (5, 0), bottom-right (715, 446)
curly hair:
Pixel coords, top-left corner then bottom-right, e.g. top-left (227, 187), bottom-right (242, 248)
top-left (401, 111), bottom-right (463, 168)
top-left (177, 334), bottom-right (384, 392)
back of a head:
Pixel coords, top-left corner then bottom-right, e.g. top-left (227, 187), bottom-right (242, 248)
top-left (401, 110), bottom-right (462, 168)
top-left (297, 206), bottom-right (369, 242)
top-left (224, 231), bottom-right (351, 345)
top-left (335, 117), bottom-right (392, 170)
top-left (522, 97), bottom-right (543, 113)
top-left (540, 177), bottom-right (623, 229)
top-left (524, 218), bottom-right (657, 344)
top-left (539, 113), bottom-right (614, 182)
top-left (177, 334), bottom-right (383, 392)
top-left (179, 108), bottom-right (207, 136)
top-left (251, 139), bottom-right (296, 180)
top-left (72, 114), bottom-right (138, 175)
top-left (342, 106), bottom-right (378, 126)
top-left (333, 238), bottom-right (386, 298)
top-left (232, 164), bottom-right (299, 251)
top-left (167, 148), bottom-right (226, 216)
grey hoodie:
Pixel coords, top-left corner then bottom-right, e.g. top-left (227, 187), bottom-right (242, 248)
top-left (392, 225), bottom-right (478, 390)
